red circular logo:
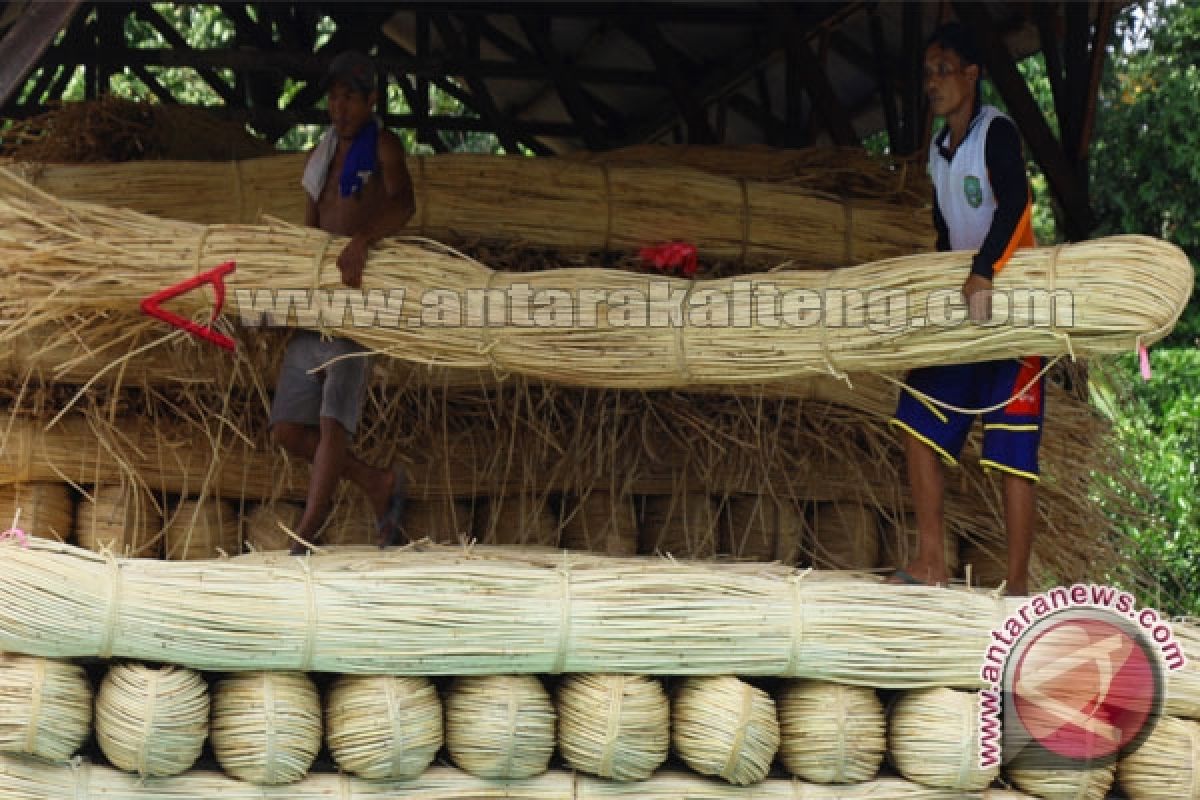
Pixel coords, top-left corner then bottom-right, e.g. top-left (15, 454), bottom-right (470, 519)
top-left (1009, 612), bottom-right (1159, 762)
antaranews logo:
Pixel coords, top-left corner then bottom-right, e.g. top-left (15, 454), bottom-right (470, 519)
top-left (977, 584), bottom-right (1186, 770)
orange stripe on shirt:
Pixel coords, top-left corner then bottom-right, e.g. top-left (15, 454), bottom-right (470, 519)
top-left (993, 191), bottom-right (1036, 277)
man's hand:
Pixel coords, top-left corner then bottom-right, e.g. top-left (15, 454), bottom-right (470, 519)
top-left (962, 273), bottom-right (993, 323)
top-left (337, 237), bottom-right (368, 288)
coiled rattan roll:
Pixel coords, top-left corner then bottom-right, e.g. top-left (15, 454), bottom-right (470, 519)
top-left (777, 679), bottom-right (885, 783)
top-left (211, 671), bottom-right (321, 785)
top-left (888, 687), bottom-right (998, 791)
top-left (0, 653), bottom-right (91, 763)
top-left (1117, 715), bottom-right (1200, 800)
top-left (95, 663), bottom-right (209, 777)
top-left (326, 675), bottom-right (442, 780)
top-left (165, 498), bottom-right (240, 560)
top-left (672, 675), bottom-right (779, 785)
top-left (1007, 755), bottom-right (1115, 800)
top-left (558, 673), bottom-right (669, 782)
top-left (445, 674), bottom-right (555, 779)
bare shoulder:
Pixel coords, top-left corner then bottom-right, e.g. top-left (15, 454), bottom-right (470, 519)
top-left (377, 128), bottom-right (408, 164)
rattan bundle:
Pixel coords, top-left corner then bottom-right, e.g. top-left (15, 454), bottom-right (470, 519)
top-left (243, 502), bottom-right (302, 552)
top-left (164, 498), bottom-right (240, 560)
top-left (721, 494), bottom-right (804, 563)
top-left (445, 675), bottom-right (556, 779)
top-left (1006, 756), bottom-right (1115, 800)
top-left (561, 492), bottom-right (638, 556)
top-left (809, 501), bottom-right (880, 570)
top-left (1167, 621), bottom-right (1200, 720)
top-left (402, 497), bottom-right (476, 544)
top-left (94, 663), bottom-right (209, 777)
top-left (1117, 715), bottom-right (1200, 799)
top-left (639, 493), bottom-right (718, 558)
top-left (0, 175), bottom-right (1189, 390)
top-left (0, 654), bottom-right (91, 762)
top-left (557, 674), bottom-right (669, 781)
top-left (672, 676), bottom-right (779, 785)
top-left (210, 671), bottom-right (322, 785)
top-left (0, 483), bottom-right (72, 543)
top-left (776, 679), bottom-right (885, 784)
top-left (888, 688), bottom-right (998, 791)
top-left (882, 514), bottom-right (961, 577)
top-left (75, 484), bottom-right (161, 558)
top-left (476, 494), bottom-right (561, 547)
top-left (325, 675), bottom-right (442, 780)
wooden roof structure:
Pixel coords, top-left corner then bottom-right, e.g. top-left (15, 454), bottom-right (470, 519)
top-left (0, 1), bottom-right (1118, 238)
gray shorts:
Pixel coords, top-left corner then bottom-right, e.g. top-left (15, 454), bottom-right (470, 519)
top-left (269, 332), bottom-right (370, 435)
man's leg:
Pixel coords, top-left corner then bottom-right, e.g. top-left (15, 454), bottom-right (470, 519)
top-left (897, 432), bottom-right (951, 586)
top-left (1003, 474), bottom-right (1036, 595)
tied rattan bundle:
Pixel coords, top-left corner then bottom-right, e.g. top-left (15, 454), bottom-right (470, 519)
top-left (638, 493), bottom-right (718, 559)
top-left (76, 484), bottom-right (161, 558)
top-left (242, 502), bottom-right (301, 552)
top-left (444, 675), bottom-right (556, 779)
top-left (557, 674), bottom-right (669, 782)
top-left (561, 492), bottom-right (639, 556)
top-left (326, 675), bottom-right (442, 780)
top-left (883, 514), bottom-right (961, 577)
top-left (776, 679), bottom-right (885, 784)
top-left (1117, 715), bottom-right (1200, 799)
top-left (1167, 622), bottom-right (1200, 720)
top-left (0, 654), bottom-right (91, 762)
top-left (476, 495), bottom-right (562, 548)
top-left (721, 494), bottom-right (803, 563)
top-left (888, 688), bottom-right (998, 791)
top-left (671, 676), bottom-right (779, 786)
top-left (210, 671), bottom-right (322, 786)
top-left (1006, 756), bottom-right (1115, 800)
top-left (0, 483), bottom-right (72, 543)
top-left (402, 498), bottom-right (475, 544)
top-left (809, 501), bottom-right (880, 570)
top-left (164, 498), bottom-right (240, 560)
top-left (94, 663), bottom-right (209, 777)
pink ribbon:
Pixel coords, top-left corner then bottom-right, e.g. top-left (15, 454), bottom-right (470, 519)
top-left (1138, 342), bottom-right (1152, 382)
top-left (0, 528), bottom-right (27, 547)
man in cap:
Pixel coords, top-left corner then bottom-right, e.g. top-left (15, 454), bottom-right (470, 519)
top-left (270, 50), bottom-right (415, 554)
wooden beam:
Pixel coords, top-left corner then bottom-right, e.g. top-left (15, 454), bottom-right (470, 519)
top-left (869, 4), bottom-right (901, 153)
top-left (129, 63), bottom-right (177, 104)
top-left (0, 0), bottom-right (81, 107)
top-left (1032, 3), bottom-right (1068, 141)
top-left (899, 0), bottom-right (923, 155)
top-left (619, 19), bottom-right (717, 144)
top-left (517, 16), bottom-right (606, 149)
top-left (1078, 2), bottom-right (1116, 161)
top-left (768, 5), bottom-right (859, 147)
top-left (954, 2), bottom-right (1094, 239)
top-left (133, 6), bottom-right (239, 106)
top-left (727, 94), bottom-right (787, 144)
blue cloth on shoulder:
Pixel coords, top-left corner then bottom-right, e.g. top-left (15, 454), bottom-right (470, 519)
top-left (338, 120), bottom-right (378, 197)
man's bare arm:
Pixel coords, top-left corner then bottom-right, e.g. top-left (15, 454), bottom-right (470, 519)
top-left (337, 130), bottom-right (416, 287)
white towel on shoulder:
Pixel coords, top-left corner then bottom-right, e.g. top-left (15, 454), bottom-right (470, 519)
top-left (301, 127), bottom-right (338, 202)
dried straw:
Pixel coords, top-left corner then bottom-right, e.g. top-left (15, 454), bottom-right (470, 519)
top-left (0, 483), bottom-right (72, 543)
top-left (1117, 715), bottom-right (1200, 799)
top-left (561, 492), bottom-right (639, 556)
top-left (556, 674), bottom-right (668, 781)
top-left (210, 671), bottom-right (322, 786)
top-left (1005, 755), bottom-right (1115, 800)
top-left (639, 493), bottom-right (719, 559)
top-left (444, 675), bottom-right (556, 779)
top-left (0, 654), bottom-right (90, 762)
top-left (476, 494), bottom-right (562, 547)
top-left (888, 688), bottom-right (999, 791)
top-left (164, 498), bottom-right (240, 560)
top-left (809, 501), bottom-right (880, 570)
top-left (402, 497), bottom-right (476, 544)
top-left (671, 675), bottom-right (779, 785)
top-left (721, 494), bottom-right (804, 563)
top-left (94, 663), bottom-right (209, 777)
top-left (776, 679), bottom-right (885, 784)
top-left (243, 502), bottom-right (302, 552)
top-left (881, 513), bottom-right (961, 578)
top-left (75, 484), bottom-right (162, 558)
top-left (325, 675), bottom-right (442, 780)
top-left (0, 175), bottom-right (1189, 389)
top-left (0, 540), bottom-right (1023, 686)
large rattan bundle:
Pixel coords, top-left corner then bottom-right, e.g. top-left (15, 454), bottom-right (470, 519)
top-left (0, 483), bottom-right (72, 543)
top-left (672, 675), bottom-right (779, 786)
top-left (561, 492), bottom-right (639, 556)
top-left (210, 671), bottom-right (322, 785)
top-left (809, 501), bottom-right (880, 570)
top-left (164, 498), bottom-right (240, 560)
top-left (1117, 715), bottom-right (1200, 799)
top-left (75, 484), bottom-right (161, 558)
top-left (721, 494), bottom-right (804, 563)
top-left (639, 493), bottom-right (718, 558)
top-left (325, 675), bottom-right (442, 780)
top-left (1006, 756), bottom-right (1115, 800)
top-left (402, 497), bottom-right (476, 544)
top-left (882, 513), bottom-right (961, 577)
top-left (776, 679), bottom-right (886, 783)
top-left (94, 663), bottom-right (209, 777)
top-left (1167, 621), bottom-right (1200, 720)
top-left (0, 174), bottom-right (1190, 390)
top-left (557, 674), bottom-right (669, 781)
top-left (242, 501), bottom-right (302, 552)
top-left (0, 654), bottom-right (91, 762)
top-left (476, 494), bottom-right (561, 547)
top-left (444, 675), bottom-right (556, 779)
top-left (888, 688), bottom-right (998, 791)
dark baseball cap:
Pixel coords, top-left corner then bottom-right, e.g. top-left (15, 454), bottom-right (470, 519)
top-left (324, 50), bottom-right (376, 95)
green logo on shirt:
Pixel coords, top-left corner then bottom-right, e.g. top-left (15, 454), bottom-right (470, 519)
top-left (964, 175), bottom-right (983, 208)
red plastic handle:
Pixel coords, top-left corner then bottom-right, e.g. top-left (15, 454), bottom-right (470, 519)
top-left (140, 261), bottom-right (237, 352)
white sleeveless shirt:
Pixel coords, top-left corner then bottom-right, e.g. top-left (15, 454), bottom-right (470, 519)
top-left (929, 105), bottom-right (1012, 252)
